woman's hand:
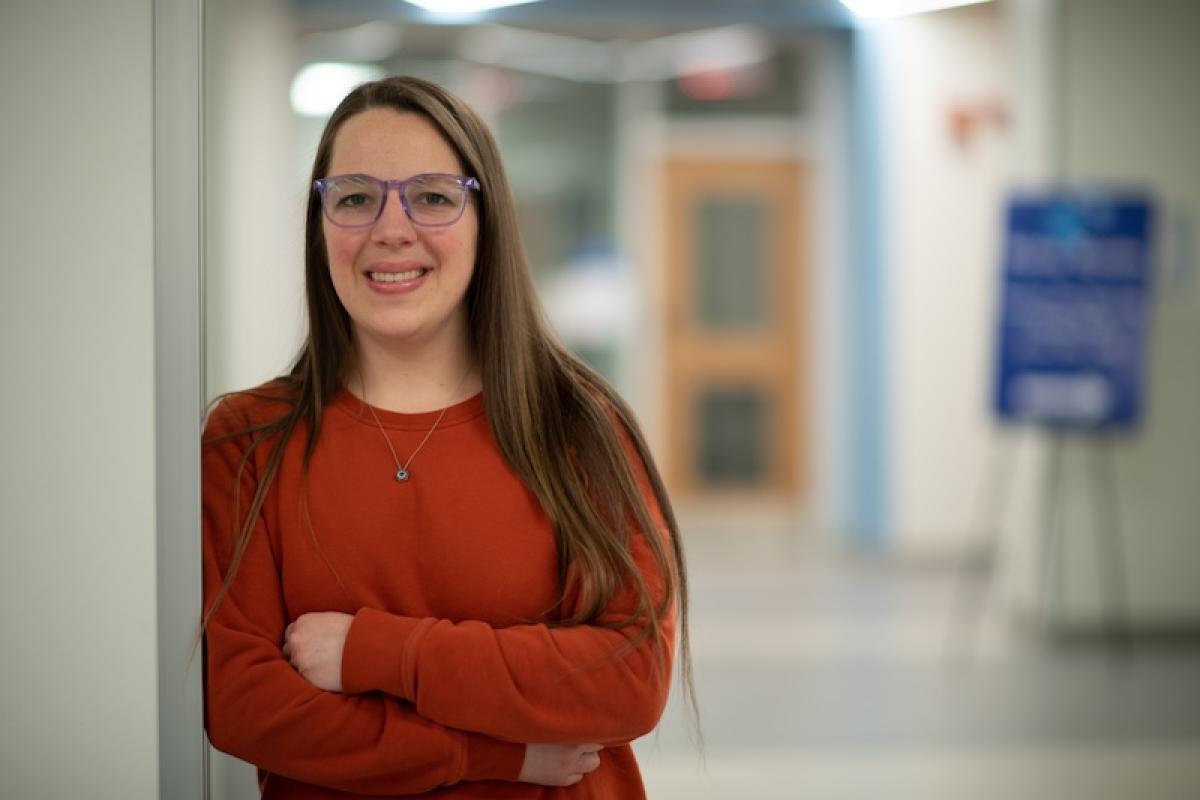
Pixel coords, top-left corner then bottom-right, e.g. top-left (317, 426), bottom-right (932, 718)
top-left (282, 612), bottom-right (354, 692)
top-left (517, 743), bottom-right (603, 787)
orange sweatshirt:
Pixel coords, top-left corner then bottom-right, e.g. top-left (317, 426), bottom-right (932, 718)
top-left (202, 384), bottom-right (674, 798)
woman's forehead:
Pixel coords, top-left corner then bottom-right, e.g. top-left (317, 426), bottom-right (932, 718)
top-left (327, 107), bottom-right (464, 176)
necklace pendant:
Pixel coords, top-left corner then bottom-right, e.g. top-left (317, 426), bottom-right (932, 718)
top-left (395, 468), bottom-right (410, 482)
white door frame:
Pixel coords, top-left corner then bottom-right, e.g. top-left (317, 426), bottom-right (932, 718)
top-left (154, 0), bottom-right (207, 796)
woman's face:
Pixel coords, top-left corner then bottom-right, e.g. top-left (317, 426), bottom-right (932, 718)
top-left (322, 108), bottom-right (478, 355)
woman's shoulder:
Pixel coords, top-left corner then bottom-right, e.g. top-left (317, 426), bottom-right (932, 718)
top-left (203, 377), bottom-right (297, 440)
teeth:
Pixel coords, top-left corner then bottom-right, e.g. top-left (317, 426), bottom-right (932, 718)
top-left (370, 269), bottom-right (423, 282)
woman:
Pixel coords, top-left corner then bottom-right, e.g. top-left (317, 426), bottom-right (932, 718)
top-left (202, 75), bottom-right (693, 798)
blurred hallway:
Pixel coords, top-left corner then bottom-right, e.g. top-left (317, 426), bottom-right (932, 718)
top-left (201, 1), bottom-right (1200, 797)
top-left (635, 528), bottom-right (1200, 798)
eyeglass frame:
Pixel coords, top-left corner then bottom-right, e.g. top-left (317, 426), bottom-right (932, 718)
top-left (313, 172), bottom-right (481, 229)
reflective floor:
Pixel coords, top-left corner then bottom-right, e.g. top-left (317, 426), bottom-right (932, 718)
top-left (635, 529), bottom-right (1200, 799)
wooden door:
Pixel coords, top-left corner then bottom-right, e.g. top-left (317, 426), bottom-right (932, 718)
top-left (663, 157), bottom-right (807, 502)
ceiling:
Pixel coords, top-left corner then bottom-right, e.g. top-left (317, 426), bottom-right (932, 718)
top-left (289, 0), bottom-right (858, 33)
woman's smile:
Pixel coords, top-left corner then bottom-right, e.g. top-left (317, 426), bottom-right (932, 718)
top-left (365, 259), bottom-right (433, 293)
top-left (369, 268), bottom-right (426, 283)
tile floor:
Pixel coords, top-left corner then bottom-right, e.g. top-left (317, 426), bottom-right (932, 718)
top-left (635, 529), bottom-right (1200, 799)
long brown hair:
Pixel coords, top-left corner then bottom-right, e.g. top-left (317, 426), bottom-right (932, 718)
top-left (205, 75), bottom-right (696, 729)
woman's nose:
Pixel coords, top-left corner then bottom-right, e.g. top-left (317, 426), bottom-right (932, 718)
top-left (372, 188), bottom-right (417, 244)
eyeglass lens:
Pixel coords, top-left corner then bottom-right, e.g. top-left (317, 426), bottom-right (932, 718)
top-left (320, 174), bottom-right (470, 227)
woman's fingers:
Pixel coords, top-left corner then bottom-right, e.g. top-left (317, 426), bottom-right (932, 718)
top-left (578, 750), bottom-right (601, 773)
top-left (518, 743), bottom-right (604, 786)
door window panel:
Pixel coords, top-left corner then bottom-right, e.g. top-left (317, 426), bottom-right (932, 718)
top-left (696, 385), bottom-right (768, 485)
top-left (695, 196), bottom-right (768, 330)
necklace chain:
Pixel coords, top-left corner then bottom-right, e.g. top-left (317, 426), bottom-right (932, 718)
top-left (362, 368), bottom-right (472, 483)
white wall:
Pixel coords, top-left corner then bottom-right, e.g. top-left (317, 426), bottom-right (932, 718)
top-left (206, 3), bottom-right (301, 794)
top-left (1044, 0), bottom-right (1200, 624)
top-left (206, 0), bottom-right (305, 400)
top-left (0, 0), bottom-right (160, 796)
top-left (873, 3), bottom-right (1012, 554)
top-left (871, 0), bottom-right (1200, 626)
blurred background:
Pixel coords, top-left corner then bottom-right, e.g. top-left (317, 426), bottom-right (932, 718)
top-left (201, 0), bottom-right (1200, 797)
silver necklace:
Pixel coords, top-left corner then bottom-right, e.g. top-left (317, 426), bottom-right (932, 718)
top-left (362, 368), bottom-right (472, 482)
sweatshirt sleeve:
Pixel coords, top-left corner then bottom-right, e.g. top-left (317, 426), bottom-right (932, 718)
top-left (340, 428), bottom-right (676, 747)
top-left (202, 398), bottom-right (525, 794)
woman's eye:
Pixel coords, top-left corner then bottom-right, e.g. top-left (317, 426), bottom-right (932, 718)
top-left (336, 192), bottom-right (374, 208)
top-left (414, 191), bottom-right (452, 206)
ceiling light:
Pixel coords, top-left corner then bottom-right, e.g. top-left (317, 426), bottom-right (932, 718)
top-left (840, 0), bottom-right (992, 19)
top-left (401, 0), bottom-right (543, 14)
top-left (458, 23), bottom-right (770, 84)
top-left (290, 63), bottom-right (385, 117)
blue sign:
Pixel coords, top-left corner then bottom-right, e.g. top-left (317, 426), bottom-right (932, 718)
top-left (994, 192), bottom-right (1154, 428)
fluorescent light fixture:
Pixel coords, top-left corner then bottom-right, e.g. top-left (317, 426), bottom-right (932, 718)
top-left (459, 23), bottom-right (770, 84)
top-left (402, 0), bottom-right (543, 14)
top-left (290, 62), bottom-right (385, 117)
top-left (840, 0), bottom-right (991, 18)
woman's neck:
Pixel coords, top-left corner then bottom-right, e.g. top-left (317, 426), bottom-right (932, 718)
top-left (349, 330), bottom-right (480, 414)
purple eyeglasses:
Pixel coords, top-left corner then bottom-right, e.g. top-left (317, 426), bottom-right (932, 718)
top-left (314, 173), bottom-right (480, 228)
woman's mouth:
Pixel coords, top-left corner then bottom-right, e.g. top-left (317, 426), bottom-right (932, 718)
top-left (369, 268), bottom-right (428, 282)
